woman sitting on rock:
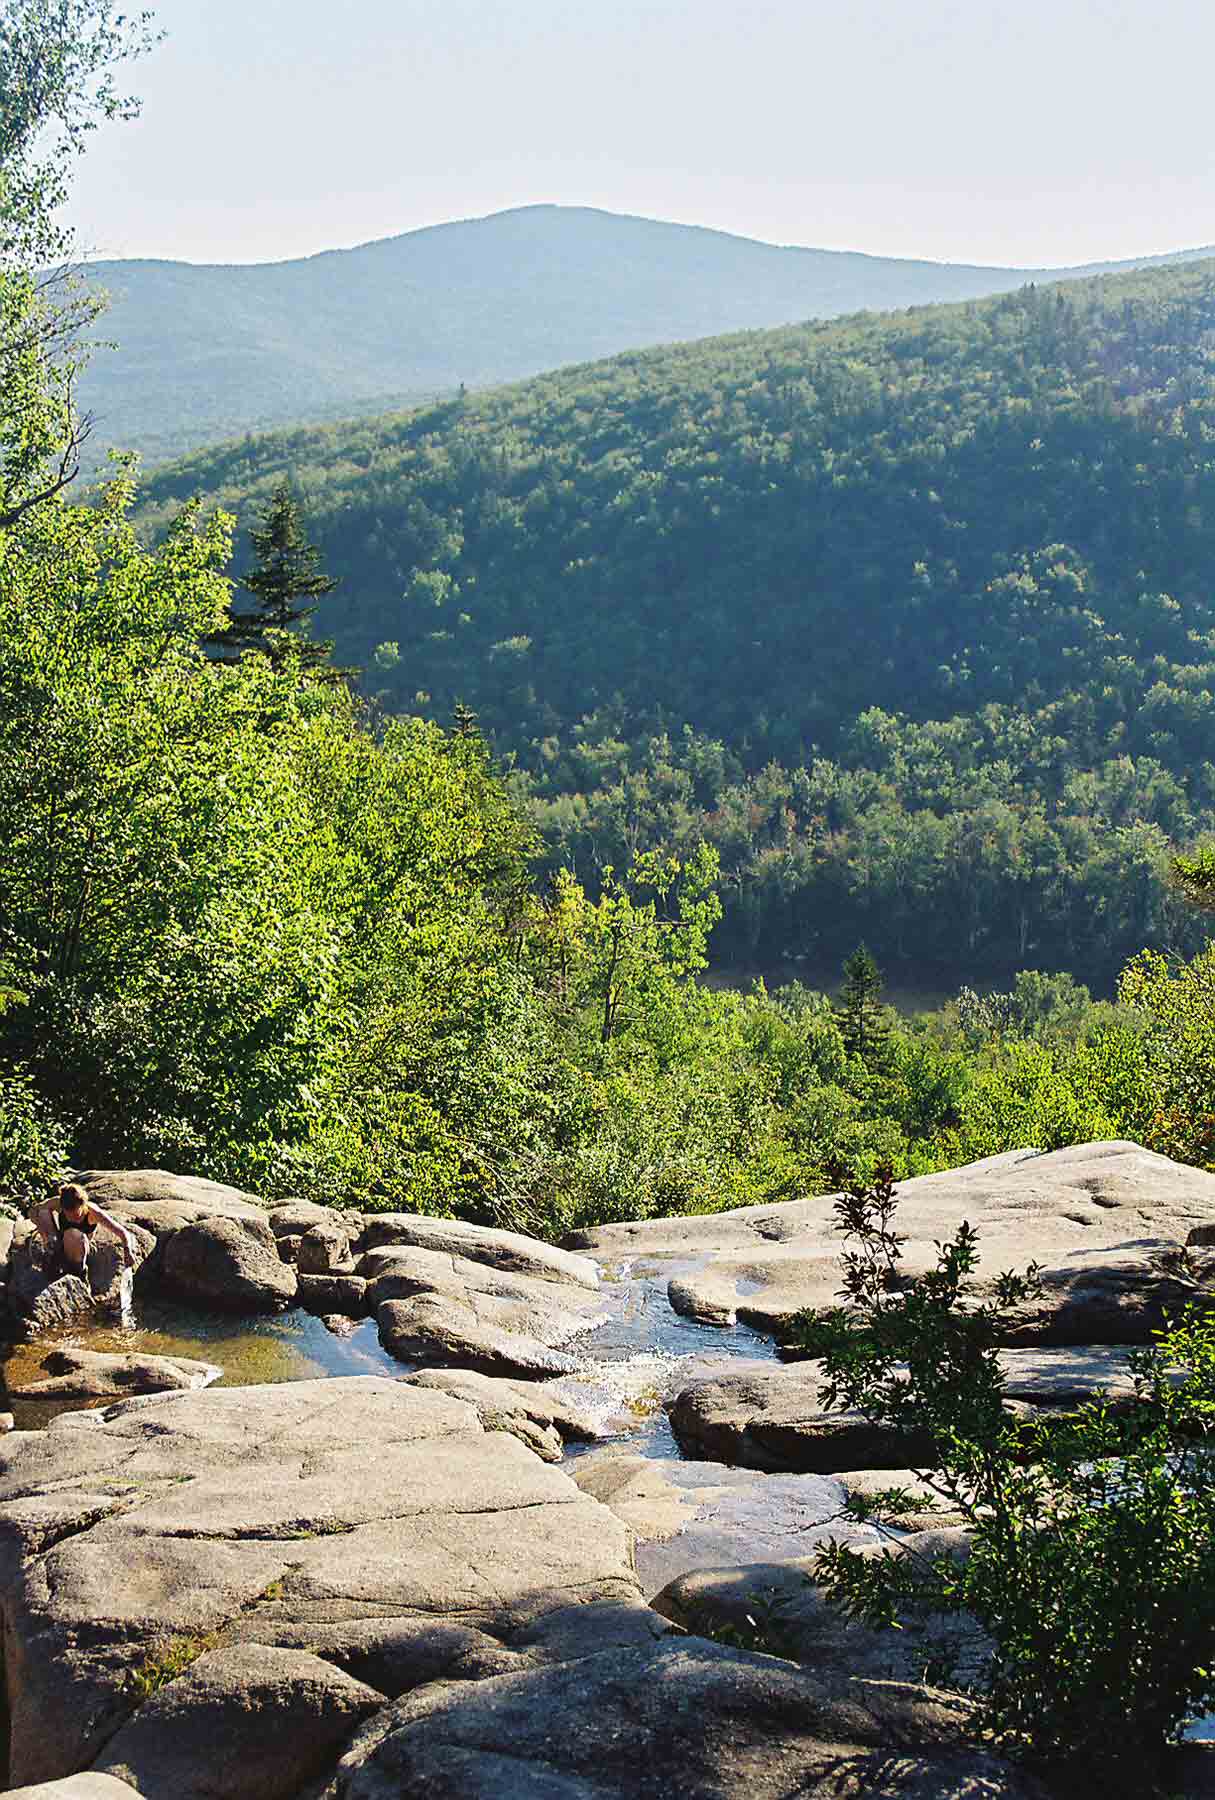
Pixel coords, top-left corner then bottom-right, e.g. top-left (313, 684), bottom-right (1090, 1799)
top-left (34, 1183), bottom-right (136, 1283)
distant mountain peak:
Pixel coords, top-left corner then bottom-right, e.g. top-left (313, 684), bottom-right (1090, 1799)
top-left (80, 207), bottom-right (1215, 470)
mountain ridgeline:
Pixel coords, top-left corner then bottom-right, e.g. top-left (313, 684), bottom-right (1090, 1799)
top-left (140, 256), bottom-right (1215, 985)
top-left (82, 204), bottom-right (1211, 469)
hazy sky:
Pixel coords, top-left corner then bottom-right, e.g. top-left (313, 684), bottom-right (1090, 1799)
top-left (63, 0), bottom-right (1215, 269)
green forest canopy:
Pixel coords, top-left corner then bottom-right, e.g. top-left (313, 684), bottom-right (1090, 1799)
top-left (139, 257), bottom-right (1215, 985)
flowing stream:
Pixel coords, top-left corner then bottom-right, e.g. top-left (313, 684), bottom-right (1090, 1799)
top-left (1, 1254), bottom-right (782, 1458)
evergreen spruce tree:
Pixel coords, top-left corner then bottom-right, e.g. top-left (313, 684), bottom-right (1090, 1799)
top-left (211, 479), bottom-right (338, 674)
top-left (451, 699), bottom-right (481, 738)
top-left (835, 943), bottom-right (889, 1063)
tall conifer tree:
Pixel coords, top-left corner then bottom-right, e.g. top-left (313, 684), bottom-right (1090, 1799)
top-left (212, 478), bottom-right (338, 673)
top-left (836, 943), bottom-right (889, 1063)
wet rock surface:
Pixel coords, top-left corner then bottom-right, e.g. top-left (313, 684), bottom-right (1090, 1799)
top-left (571, 1447), bottom-right (876, 1594)
top-left (17, 1274), bottom-right (103, 1337)
top-left (9, 1345), bottom-right (221, 1400)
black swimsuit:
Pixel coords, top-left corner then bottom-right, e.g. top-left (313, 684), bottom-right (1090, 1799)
top-left (51, 1209), bottom-right (97, 1272)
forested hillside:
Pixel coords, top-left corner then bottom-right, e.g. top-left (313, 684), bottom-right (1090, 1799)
top-left (140, 258), bottom-right (1215, 986)
top-left (12, 0), bottom-right (1215, 1255)
top-left (80, 205), bottom-right (1210, 468)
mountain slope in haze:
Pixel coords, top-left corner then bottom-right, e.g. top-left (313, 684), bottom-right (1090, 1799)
top-left (139, 257), bottom-right (1215, 982)
top-left (82, 204), bottom-right (1213, 467)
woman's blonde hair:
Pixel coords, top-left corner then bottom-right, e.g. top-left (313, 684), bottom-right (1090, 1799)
top-left (58, 1182), bottom-right (89, 1213)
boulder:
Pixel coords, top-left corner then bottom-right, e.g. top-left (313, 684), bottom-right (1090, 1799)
top-left (76, 1170), bottom-right (267, 1234)
top-left (18, 1275), bottom-right (99, 1337)
top-left (377, 1293), bottom-right (581, 1379)
top-left (267, 1199), bottom-right (342, 1239)
top-left (999, 1242), bottom-right (1215, 1346)
top-left (88, 1224), bottom-right (157, 1309)
top-left (669, 1362), bottom-right (930, 1473)
top-left (6, 1224), bottom-right (46, 1313)
top-left (835, 1467), bottom-right (964, 1534)
top-left (160, 1215), bottom-right (298, 1313)
top-left (296, 1273), bottom-right (368, 1316)
top-left (10, 1347), bottom-right (221, 1401)
top-left (403, 1368), bottom-right (600, 1462)
top-left (363, 1241), bottom-right (602, 1380)
top-left (997, 1344), bottom-right (1139, 1410)
top-left (668, 1348), bottom-right (1146, 1475)
top-left (364, 1245), bottom-right (599, 1342)
top-left (334, 1640), bottom-right (1047, 1799)
top-left (0, 1377), bottom-right (636, 1787)
top-left (0, 1212), bottom-right (17, 1281)
top-left (94, 1643), bottom-right (383, 1800)
top-left (573, 1143), bottom-right (1215, 1338)
top-left (274, 1234), bottom-right (302, 1264)
top-left (297, 1217), bottom-right (356, 1275)
top-left (361, 1213), bottom-right (600, 1291)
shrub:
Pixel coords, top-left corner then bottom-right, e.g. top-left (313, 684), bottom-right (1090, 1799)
top-left (789, 1165), bottom-right (1215, 1794)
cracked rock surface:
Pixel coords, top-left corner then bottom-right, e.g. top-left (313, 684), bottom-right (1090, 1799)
top-left (0, 1377), bottom-right (1050, 1799)
top-left (0, 1377), bottom-right (635, 1795)
top-left (327, 1639), bottom-right (1048, 1800)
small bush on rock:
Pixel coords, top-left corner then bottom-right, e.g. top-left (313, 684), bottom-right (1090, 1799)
top-left (789, 1164), bottom-right (1215, 1795)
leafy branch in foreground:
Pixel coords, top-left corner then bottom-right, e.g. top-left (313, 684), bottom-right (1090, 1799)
top-left (789, 1164), bottom-right (1215, 1794)
top-left (0, 0), bottom-right (157, 530)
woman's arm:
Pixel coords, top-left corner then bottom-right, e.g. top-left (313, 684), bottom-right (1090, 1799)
top-left (33, 1201), bottom-right (56, 1246)
top-left (85, 1204), bottom-right (137, 1266)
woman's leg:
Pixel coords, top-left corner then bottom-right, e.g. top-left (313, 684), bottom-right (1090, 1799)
top-left (59, 1228), bottom-right (90, 1275)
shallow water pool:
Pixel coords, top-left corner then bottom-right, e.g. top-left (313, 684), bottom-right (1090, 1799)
top-left (2, 1300), bottom-right (401, 1431)
top-left (2, 1254), bottom-right (783, 1458)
